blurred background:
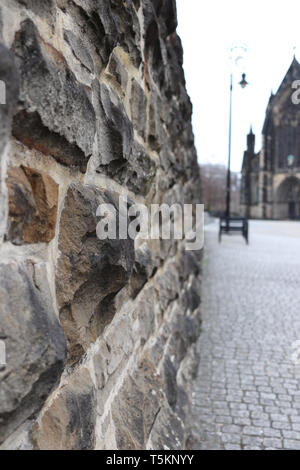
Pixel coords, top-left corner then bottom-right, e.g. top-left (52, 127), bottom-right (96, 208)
top-left (177, 0), bottom-right (300, 215)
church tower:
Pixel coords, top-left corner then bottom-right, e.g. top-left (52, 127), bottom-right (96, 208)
top-left (247, 126), bottom-right (255, 154)
top-left (241, 57), bottom-right (300, 219)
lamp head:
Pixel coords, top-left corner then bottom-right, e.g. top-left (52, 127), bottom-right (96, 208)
top-left (239, 73), bottom-right (249, 89)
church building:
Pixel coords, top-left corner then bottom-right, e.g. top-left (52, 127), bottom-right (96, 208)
top-left (241, 58), bottom-right (300, 219)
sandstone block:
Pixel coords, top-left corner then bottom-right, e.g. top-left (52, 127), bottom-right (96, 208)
top-left (6, 166), bottom-right (58, 245)
top-left (0, 261), bottom-right (67, 444)
top-left (56, 182), bottom-right (135, 364)
top-left (0, 42), bottom-right (19, 243)
top-left (0, 44), bottom-right (19, 157)
top-left (111, 354), bottom-right (163, 449)
top-left (96, 82), bottom-right (133, 167)
top-left (98, 139), bottom-right (156, 196)
top-left (64, 29), bottom-right (94, 73)
top-left (131, 79), bottom-right (147, 139)
top-left (106, 50), bottom-right (129, 92)
top-left (13, 20), bottom-right (95, 172)
top-left (148, 403), bottom-right (184, 450)
top-left (31, 368), bottom-right (96, 450)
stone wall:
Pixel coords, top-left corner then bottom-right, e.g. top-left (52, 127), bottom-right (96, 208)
top-left (0, 0), bottom-right (202, 450)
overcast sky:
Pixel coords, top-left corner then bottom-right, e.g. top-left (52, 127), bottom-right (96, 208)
top-left (176, 0), bottom-right (300, 172)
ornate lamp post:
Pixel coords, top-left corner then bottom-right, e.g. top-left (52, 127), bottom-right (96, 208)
top-left (226, 71), bottom-right (249, 221)
top-left (219, 45), bottom-right (250, 244)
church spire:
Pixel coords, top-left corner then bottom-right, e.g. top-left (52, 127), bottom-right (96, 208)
top-left (247, 126), bottom-right (255, 154)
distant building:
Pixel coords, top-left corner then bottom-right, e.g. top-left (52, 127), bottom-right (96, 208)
top-left (241, 58), bottom-right (300, 219)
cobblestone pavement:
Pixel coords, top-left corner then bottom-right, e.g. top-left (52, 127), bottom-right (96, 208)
top-left (191, 220), bottom-right (300, 450)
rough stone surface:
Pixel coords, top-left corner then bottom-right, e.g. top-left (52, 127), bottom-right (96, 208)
top-left (31, 368), bottom-right (96, 450)
top-left (95, 82), bottom-right (133, 168)
top-left (13, 19), bottom-right (95, 172)
top-left (111, 354), bottom-right (164, 449)
top-left (0, 261), bottom-right (67, 443)
top-left (16, 0), bottom-right (56, 26)
top-left (0, 44), bottom-right (19, 157)
top-left (56, 182), bottom-right (135, 365)
top-left (0, 42), bottom-right (19, 243)
top-left (0, 0), bottom-right (202, 450)
top-left (6, 166), bottom-right (58, 244)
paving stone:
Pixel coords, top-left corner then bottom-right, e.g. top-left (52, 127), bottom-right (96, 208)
top-left (242, 436), bottom-right (263, 448)
top-left (224, 444), bottom-right (241, 450)
top-left (263, 438), bottom-right (282, 449)
top-left (244, 426), bottom-right (264, 436)
top-left (262, 428), bottom-right (282, 438)
top-left (190, 221), bottom-right (300, 451)
top-left (283, 439), bottom-right (300, 450)
top-left (272, 421), bottom-right (291, 430)
top-left (281, 430), bottom-right (300, 440)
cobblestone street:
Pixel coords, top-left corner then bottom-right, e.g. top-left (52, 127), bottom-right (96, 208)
top-left (191, 220), bottom-right (300, 450)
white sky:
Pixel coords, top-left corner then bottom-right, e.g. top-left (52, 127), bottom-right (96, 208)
top-left (176, 0), bottom-right (300, 172)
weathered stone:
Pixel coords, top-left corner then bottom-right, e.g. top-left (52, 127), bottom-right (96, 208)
top-left (64, 29), bottom-right (94, 73)
top-left (106, 50), bottom-right (129, 92)
top-left (0, 420), bottom-right (33, 450)
top-left (155, 260), bottom-right (180, 311)
top-left (162, 356), bottom-right (178, 408)
top-left (132, 0), bottom-right (141, 10)
top-left (124, 142), bottom-right (156, 195)
top-left (156, 0), bottom-right (178, 36)
top-left (0, 43), bottom-right (19, 241)
top-left (109, 0), bottom-right (141, 67)
top-left (13, 19), bottom-right (95, 171)
top-left (0, 8), bottom-right (3, 41)
top-left (93, 341), bottom-right (111, 392)
top-left (57, 0), bottom-right (116, 69)
top-left (165, 33), bottom-right (185, 97)
top-left (147, 93), bottom-right (161, 152)
top-left (174, 310), bottom-right (201, 361)
top-left (0, 261), bottom-right (67, 444)
top-left (180, 276), bottom-right (201, 313)
top-left (56, 182), bottom-right (135, 365)
top-left (148, 403), bottom-right (184, 450)
top-left (6, 166), bottom-right (58, 245)
top-left (130, 243), bottom-right (155, 298)
top-left (131, 79), bottom-right (147, 139)
top-left (96, 82), bottom-right (133, 168)
top-left (133, 285), bottom-right (157, 342)
top-left (144, 17), bottom-right (164, 89)
top-left (111, 354), bottom-right (163, 449)
top-left (0, 0), bottom-right (202, 450)
top-left (31, 368), bottom-right (96, 450)
top-left (178, 248), bottom-right (201, 283)
top-left (0, 44), bottom-right (19, 174)
top-left (16, 0), bottom-right (56, 26)
top-left (97, 140), bottom-right (156, 196)
top-left (92, 316), bottom-right (134, 417)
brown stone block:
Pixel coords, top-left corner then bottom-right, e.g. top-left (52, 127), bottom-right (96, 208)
top-left (6, 166), bottom-right (58, 244)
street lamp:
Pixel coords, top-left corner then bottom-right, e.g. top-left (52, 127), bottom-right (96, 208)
top-left (239, 73), bottom-right (249, 89)
top-left (219, 45), bottom-right (250, 244)
top-left (225, 71), bottom-right (249, 221)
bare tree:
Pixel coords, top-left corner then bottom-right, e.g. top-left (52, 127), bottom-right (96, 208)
top-left (200, 164), bottom-right (241, 216)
